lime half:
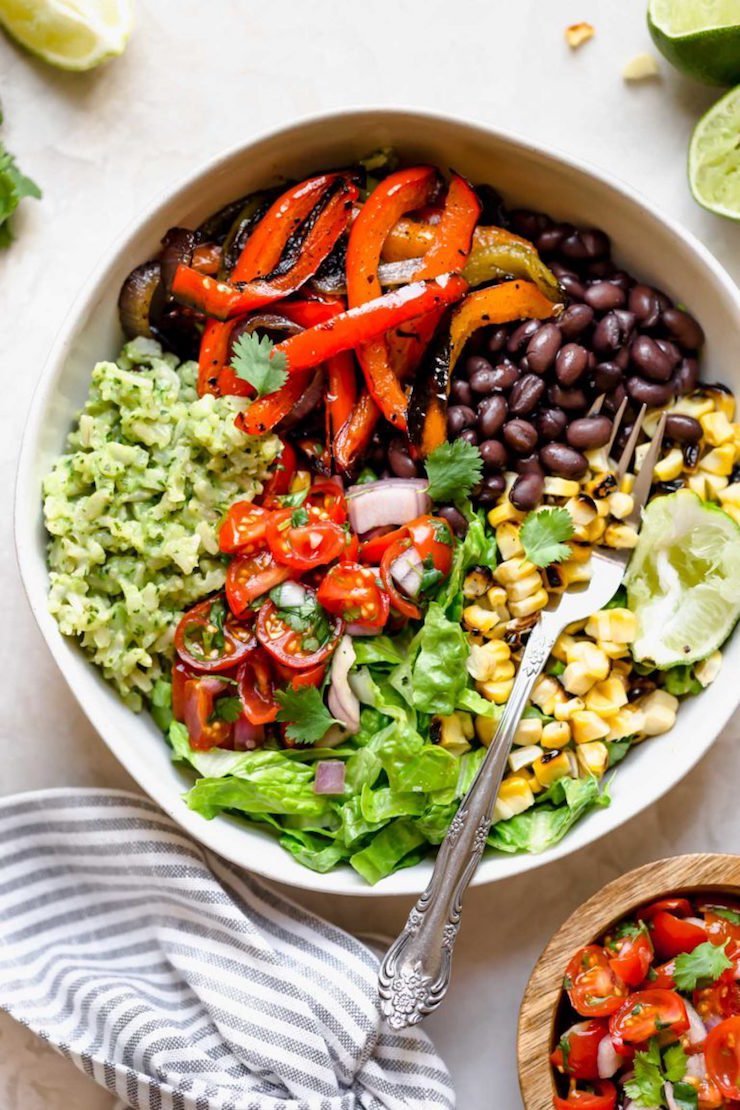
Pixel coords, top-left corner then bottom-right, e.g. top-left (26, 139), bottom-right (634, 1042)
top-left (0, 0), bottom-right (133, 71)
top-left (626, 490), bottom-right (740, 667)
top-left (648, 0), bottom-right (740, 85)
top-left (689, 85), bottom-right (740, 220)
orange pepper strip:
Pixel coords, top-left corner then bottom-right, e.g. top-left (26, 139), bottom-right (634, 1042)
top-left (334, 390), bottom-right (380, 474)
top-left (198, 317), bottom-right (240, 396)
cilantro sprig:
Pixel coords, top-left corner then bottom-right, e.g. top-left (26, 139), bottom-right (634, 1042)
top-left (424, 440), bottom-right (483, 503)
top-left (520, 507), bottom-right (575, 567)
top-left (673, 940), bottom-right (733, 991)
top-left (230, 332), bottom-right (288, 397)
top-left (0, 104), bottom-right (41, 249)
top-left (624, 1037), bottom-right (688, 1108)
top-left (275, 686), bottom-right (340, 745)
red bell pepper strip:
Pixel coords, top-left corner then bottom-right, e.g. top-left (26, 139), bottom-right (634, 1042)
top-left (197, 317), bottom-right (240, 396)
top-left (326, 351), bottom-right (357, 441)
top-left (414, 173), bottom-right (481, 278)
top-left (346, 166), bottom-right (439, 430)
top-left (261, 440), bottom-right (297, 506)
top-left (333, 389), bottom-right (380, 474)
top-left (236, 370), bottom-right (314, 436)
top-left (171, 180), bottom-right (358, 321)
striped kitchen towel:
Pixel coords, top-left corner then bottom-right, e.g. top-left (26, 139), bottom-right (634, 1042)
top-left (0, 789), bottom-right (454, 1110)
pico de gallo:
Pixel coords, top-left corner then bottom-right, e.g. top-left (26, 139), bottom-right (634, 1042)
top-left (551, 895), bottom-right (740, 1109)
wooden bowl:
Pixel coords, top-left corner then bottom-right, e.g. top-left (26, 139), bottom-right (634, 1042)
top-left (517, 853), bottom-right (740, 1109)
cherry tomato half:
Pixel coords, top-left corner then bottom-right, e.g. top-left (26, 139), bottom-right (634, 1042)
top-left (225, 548), bottom-right (291, 616)
top-left (359, 525), bottom-right (406, 564)
top-left (651, 958), bottom-right (678, 990)
top-left (237, 650), bottom-right (279, 725)
top-left (553, 1080), bottom-right (616, 1109)
top-left (317, 562), bottom-right (390, 629)
top-left (266, 508), bottom-right (346, 572)
top-left (706, 1016), bottom-right (740, 1100)
top-left (261, 440), bottom-right (297, 507)
top-left (406, 514), bottom-right (454, 578)
top-left (273, 661), bottom-right (327, 690)
top-left (648, 910), bottom-right (708, 960)
top-left (703, 905), bottom-right (740, 961)
top-left (609, 988), bottom-right (689, 1046)
top-left (174, 597), bottom-right (256, 673)
top-left (695, 980), bottom-right (740, 1024)
top-left (637, 898), bottom-right (693, 923)
top-left (256, 596), bottom-right (343, 670)
top-left (172, 659), bottom-right (192, 722)
top-left (183, 675), bottom-right (234, 750)
top-left (607, 928), bottom-right (654, 988)
top-left (565, 946), bottom-right (629, 1019)
top-left (380, 536), bottom-right (423, 621)
top-left (219, 501), bottom-right (271, 555)
top-left (550, 1020), bottom-right (608, 1080)
top-left (304, 478), bottom-right (348, 524)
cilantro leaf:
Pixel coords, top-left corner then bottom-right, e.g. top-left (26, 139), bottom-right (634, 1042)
top-left (230, 332), bottom-right (288, 398)
top-left (673, 940), bottom-right (733, 991)
top-left (425, 440), bottom-right (483, 503)
top-left (624, 1038), bottom-right (664, 1108)
top-left (663, 1042), bottom-right (688, 1083)
top-left (670, 1082), bottom-right (698, 1110)
top-left (0, 125), bottom-right (41, 248)
top-left (275, 686), bottom-right (340, 745)
top-left (212, 697), bottom-right (244, 723)
top-left (520, 507), bottom-right (574, 567)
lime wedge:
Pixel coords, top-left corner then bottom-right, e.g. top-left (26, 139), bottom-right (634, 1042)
top-left (648, 0), bottom-right (740, 85)
top-left (0, 0), bottom-right (133, 71)
top-left (689, 85), bottom-right (740, 220)
top-left (625, 490), bottom-right (740, 668)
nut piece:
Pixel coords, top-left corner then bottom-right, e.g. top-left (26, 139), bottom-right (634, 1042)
top-left (565, 21), bottom-right (595, 48)
top-left (622, 52), bottom-right (660, 81)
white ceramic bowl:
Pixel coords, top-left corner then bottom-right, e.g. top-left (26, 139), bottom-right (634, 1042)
top-left (16, 108), bottom-right (740, 896)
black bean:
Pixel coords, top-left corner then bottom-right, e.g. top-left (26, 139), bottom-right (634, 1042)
top-left (581, 228), bottom-right (610, 259)
top-left (558, 303), bottom-right (594, 340)
top-left (519, 356), bottom-right (531, 373)
top-left (503, 418), bottom-right (538, 454)
top-left (559, 273), bottom-right (587, 301)
top-left (509, 373), bottom-right (546, 415)
top-left (466, 355), bottom-right (493, 378)
top-left (515, 454), bottom-right (544, 476)
top-left (476, 473), bottom-right (506, 504)
top-left (447, 405), bottom-right (477, 436)
top-left (537, 407), bottom-right (568, 441)
top-left (614, 345), bottom-right (631, 370)
top-left (594, 361), bottom-right (623, 391)
top-left (510, 209), bottom-right (550, 240)
top-left (486, 327), bottom-right (508, 355)
top-left (664, 414), bottom-right (702, 445)
top-left (536, 225), bottom-right (569, 254)
top-left (587, 260), bottom-right (615, 279)
top-left (437, 505), bottom-right (469, 537)
top-left (683, 443), bottom-right (700, 470)
top-left (469, 367), bottom-right (499, 395)
top-left (507, 319), bottom-right (541, 354)
top-left (566, 415), bottom-right (612, 450)
top-left (674, 357), bottom-right (699, 395)
top-left (387, 437), bottom-right (419, 479)
top-left (548, 383), bottom-right (588, 410)
top-left (539, 442), bottom-right (588, 478)
top-left (593, 312), bottom-right (622, 354)
top-left (510, 471), bottom-right (544, 511)
top-left (584, 281), bottom-right (625, 312)
top-left (559, 231), bottom-right (588, 261)
top-left (626, 376), bottom-right (674, 406)
top-left (630, 335), bottom-right (673, 382)
top-left (629, 283), bottom-right (661, 327)
top-left (555, 343), bottom-right (589, 386)
top-left (526, 322), bottom-right (562, 373)
top-left (610, 271), bottom-right (633, 293)
top-left (459, 427), bottom-right (479, 447)
top-left (661, 307), bottom-right (705, 351)
top-left (477, 393), bottom-right (508, 438)
top-left (655, 338), bottom-right (681, 370)
top-left (479, 438), bottom-right (508, 470)
top-left (604, 384), bottom-right (627, 414)
top-left (490, 360), bottom-right (520, 390)
top-left (450, 378), bottom-right (474, 406)
top-left (551, 261), bottom-right (578, 280)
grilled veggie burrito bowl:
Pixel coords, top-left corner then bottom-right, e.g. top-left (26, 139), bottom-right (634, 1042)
top-left (43, 152), bottom-right (740, 884)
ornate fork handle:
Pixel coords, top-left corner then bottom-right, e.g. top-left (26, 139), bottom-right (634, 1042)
top-left (378, 616), bottom-right (557, 1029)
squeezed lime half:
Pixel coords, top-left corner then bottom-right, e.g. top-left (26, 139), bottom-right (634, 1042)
top-left (625, 490), bottom-right (740, 668)
top-left (648, 0), bottom-right (740, 85)
top-left (689, 85), bottom-right (740, 220)
top-left (0, 0), bottom-right (133, 71)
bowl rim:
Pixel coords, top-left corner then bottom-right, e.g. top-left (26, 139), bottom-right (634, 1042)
top-left (517, 852), bottom-right (740, 1109)
top-left (14, 105), bottom-right (740, 897)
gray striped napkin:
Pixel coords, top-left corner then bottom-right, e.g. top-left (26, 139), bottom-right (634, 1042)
top-left (0, 789), bottom-right (454, 1110)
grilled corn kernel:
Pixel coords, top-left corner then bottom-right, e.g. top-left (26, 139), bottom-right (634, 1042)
top-left (532, 749), bottom-right (577, 787)
top-left (554, 696), bottom-right (585, 722)
top-left (507, 571), bottom-right (544, 602)
top-left (513, 717), bottom-right (544, 746)
top-left (544, 477), bottom-right (580, 499)
top-left (719, 482), bottom-right (740, 508)
top-left (496, 522), bottom-right (523, 560)
top-left (568, 542), bottom-right (593, 563)
top-left (699, 444), bottom-right (735, 477)
top-left (560, 561), bottom-right (593, 587)
top-left (672, 395), bottom-right (714, 420)
top-left (599, 640), bottom-right (631, 660)
top-left (463, 567), bottom-right (492, 599)
top-left (608, 491), bottom-right (634, 520)
top-left (531, 675), bottom-right (563, 714)
top-left (508, 745), bottom-right (544, 773)
top-left (607, 707), bottom-right (645, 740)
top-left (694, 651), bottom-right (722, 688)
top-left (576, 741), bottom-right (609, 778)
top-left (467, 640), bottom-right (511, 682)
top-left (640, 689), bottom-right (678, 736)
top-left (585, 447), bottom-right (610, 474)
top-left (562, 662), bottom-right (594, 696)
top-left (595, 497), bottom-right (611, 519)
top-left (586, 517), bottom-right (606, 544)
top-left (485, 585), bottom-right (510, 618)
top-left (571, 710), bottom-right (611, 744)
top-left (604, 522), bottom-right (639, 549)
top-left (565, 641), bottom-right (610, 672)
top-left (585, 608), bottom-right (638, 644)
top-left (642, 408), bottom-right (665, 438)
top-left (610, 658), bottom-right (632, 681)
top-left (585, 678), bottom-right (628, 718)
top-left (509, 588), bottom-right (549, 618)
top-left (701, 411), bottom-right (734, 446)
top-left (494, 660), bottom-right (516, 681)
top-left (479, 678), bottom-right (514, 704)
top-left (463, 604), bottom-right (500, 635)
top-left (687, 474), bottom-right (708, 499)
top-left (494, 557), bottom-right (537, 586)
top-left (706, 387), bottom-right (736, 422)
top-left (487, 500), bottom-right (524, 528)
top-left (551, 633), bottom-right (577, 663)
top-left (541, 720), bottom-right (572, 749)
top-left (438, 714), bottom-right (473, 756)
top-left (704, 473), bottom-right (729, 499)
top-left (561, 495), bottom-right (597, 528)
top-left (492, 776), bottom-right (535, 823)
top-left (653, 447), bottom-right (684, 482)
top-left (475, 715), bottom-right (496, 746)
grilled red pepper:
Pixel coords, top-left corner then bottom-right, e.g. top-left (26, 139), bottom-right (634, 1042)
top-left (197, 317), bottom-right (239, 396)
top-left (414, 173), bottom-right (481, 278)
top-left (346, 166), bottom-right (439, 429)
top-left (333, 389), bottom-right (380, 474)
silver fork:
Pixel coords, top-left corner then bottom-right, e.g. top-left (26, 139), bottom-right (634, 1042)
top-left (378, 405), bottom-right (667, 1030)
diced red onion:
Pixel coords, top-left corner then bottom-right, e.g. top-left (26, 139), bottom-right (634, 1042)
top-left (684, 998), bottom-right (707, 1046)
top-left (596, 1035), bottom-right (620, 1079)
top-left (271, 581), bottom-right (307, 608)
top-left (347, 479), bottom-right (430, 534)
top-left (277, 369), bottom-right (325, 431)
top-left (314, 760), bottom-right (346, 795)
top-left (233, 718), bottom-right (264, 750)
top-left (346, 622), bottom-right (377, 636)
top-left (391, 545), bottom-right (424, 599)
top-left (327, 635), bottom-right (360, 733)
top-left (686, 1053), bottom-right (707, 1082)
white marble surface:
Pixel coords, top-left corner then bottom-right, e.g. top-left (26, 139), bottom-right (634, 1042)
top-left (0, 1), bottom-right (738, 1106)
